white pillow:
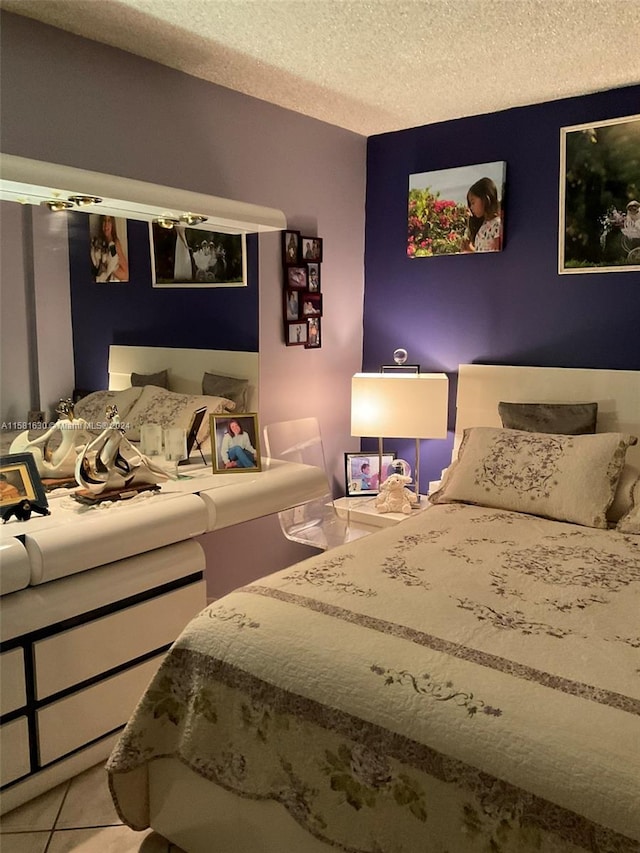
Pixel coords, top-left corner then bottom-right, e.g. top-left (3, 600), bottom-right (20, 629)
top-left (430, 427), bottom-right (637, 528)
top-left (123, 385), bottom-right (235, 442)
top-left (607, 464), bottom-right (639, 524)
top-left (73, 387), bottom-right (144, 432)
top-left (617, 476), bottom-right (640, 534)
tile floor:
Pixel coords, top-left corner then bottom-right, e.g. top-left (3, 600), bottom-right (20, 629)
top-left (0, 762), bottom-right (185, 853)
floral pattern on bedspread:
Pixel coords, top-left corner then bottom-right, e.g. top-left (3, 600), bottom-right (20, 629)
top-left (108, 504), bottom-right (640, 852)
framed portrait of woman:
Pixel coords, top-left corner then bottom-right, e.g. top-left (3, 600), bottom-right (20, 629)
top-left (210, 413), bottom-right (261, 474)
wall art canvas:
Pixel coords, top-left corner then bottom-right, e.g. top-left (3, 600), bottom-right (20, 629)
top-left (408, 161), bottom-right (506, 258)
top-left (89, 214), bottom-right (129, 282)
top-left (151, 224), bottom-right (246, 287)
top-left (559, 114), bottom-right (640, 274)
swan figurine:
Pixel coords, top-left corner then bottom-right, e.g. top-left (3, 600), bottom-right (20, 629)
top-left (75, 405), bottom-right (171, 496)
top-left (10, 399), bottom-right (90, 479)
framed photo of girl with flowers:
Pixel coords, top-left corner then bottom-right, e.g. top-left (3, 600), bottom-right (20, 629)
top-left (407, 161), bottom-right (506, 257)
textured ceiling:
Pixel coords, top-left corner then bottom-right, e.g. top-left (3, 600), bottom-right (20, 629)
top-left (2, 0), bottom-right (639, 136)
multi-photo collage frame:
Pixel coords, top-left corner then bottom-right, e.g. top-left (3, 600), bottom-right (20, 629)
top-left (282, 230), bottom-right (323, 348)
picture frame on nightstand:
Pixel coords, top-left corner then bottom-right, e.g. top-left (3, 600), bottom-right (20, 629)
top-left (345, 451), bottom-right (397, 497)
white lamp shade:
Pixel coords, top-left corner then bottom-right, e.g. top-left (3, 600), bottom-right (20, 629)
top-left (351, 373), bottom-right (449, 438)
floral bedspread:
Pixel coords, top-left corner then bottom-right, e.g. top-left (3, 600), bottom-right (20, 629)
top-left (108, 504), bottom-right (640, 852)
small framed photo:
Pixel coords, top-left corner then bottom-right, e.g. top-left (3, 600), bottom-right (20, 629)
top-left (344, 451), bottom-right (397, 497)
top-left (210, 414), bottom-right (261, 474)
top-left (286, 266), bottom-right (308, 289)
top-left (284, 288), bottom-right (300, 321)
top-left (301, 236), bottom-right (323, 262)
top-left (282, 229), bottom-right (301, 265)
top-left (301, 292), bottom-right (322, 317)
top-left (307, 262), bottom-right (321, 292)
top-left (285, 321), bottom-right (308, 346)
top-left (305, 317), bottom-right (321, 349)
top-left (0, 453), bottom-right (48, 511)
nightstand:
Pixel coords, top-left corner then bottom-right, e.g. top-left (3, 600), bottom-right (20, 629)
top-left (333, 495), bottom-right (430, 528)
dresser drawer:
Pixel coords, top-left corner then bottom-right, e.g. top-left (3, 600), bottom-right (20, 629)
top-left (37, 655), bottom-right (163, 766)
top-left (0, 717), bottom-right (30, 785)
top-left (34, 581), bottom-right (206, 700)
top-left (0, 648), bottom-right (26, 715)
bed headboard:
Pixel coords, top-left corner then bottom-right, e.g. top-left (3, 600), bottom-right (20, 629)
top-left (455, 364), bottom-right (640, 469)
top-left (108, 345), bottom-right (259, 411)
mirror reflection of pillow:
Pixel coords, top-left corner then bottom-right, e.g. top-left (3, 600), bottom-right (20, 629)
top-left (124, 385), bottom-right (235, 443)
top-left (130, 369), bottom-right (169, 389)
top-left (202, 372), bottom-right (249, 411)
top-left (73, 387), bottom-right (144, 432)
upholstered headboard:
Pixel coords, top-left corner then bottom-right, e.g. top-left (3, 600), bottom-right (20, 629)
top-left (108, 345), bottom-right (259, 411)
top-left (454, 364), bottom-right (640, 468)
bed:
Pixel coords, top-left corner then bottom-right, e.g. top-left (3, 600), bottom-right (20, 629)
top-left (107, 364), bottom-right (640, 853)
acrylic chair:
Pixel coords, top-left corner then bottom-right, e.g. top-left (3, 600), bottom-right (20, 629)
top-left (263, 417), bottom-right (376, 551)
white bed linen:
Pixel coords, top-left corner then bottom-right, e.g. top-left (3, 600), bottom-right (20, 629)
top-left (108, 504), bottom-right (640, 852)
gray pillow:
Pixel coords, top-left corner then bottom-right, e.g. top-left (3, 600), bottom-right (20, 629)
top-left (202, 372), bottom-right (249, 411)
top-left (131, 369), bottom-right (169, 389)
top-left (498, 401), bottom-right (598, 435)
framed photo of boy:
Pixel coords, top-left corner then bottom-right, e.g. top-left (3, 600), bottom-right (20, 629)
top-left (282, 229), bottom-right (301, 265)
top-left (301, 236), bottom-right (323, 262)
top-left (0, 453), bottom-right (48, 510)
top-left (210, 414), bottom-right (261, 474)
top-left (344, 451), bottom-right (397, 497)
top-left (285, 321), bottom-right (308, 346)
top-left (151, 224), bottom-right (246, 287)
top-left (307, 262), bottom-right (321, 292)
top-left (286, 266), bottom-right (308, 289)
top-left (559, 114), bottom-right (640, 274)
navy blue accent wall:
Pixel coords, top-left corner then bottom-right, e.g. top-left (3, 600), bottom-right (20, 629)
top-left (68, 214), bottom-right (258, 391)
top-left (363, 86), bottom-right (640, 482)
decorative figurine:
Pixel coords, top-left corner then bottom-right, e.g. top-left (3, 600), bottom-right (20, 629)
top-left (2, 499), bottom-right (51, 523)
top-left (74, 404), bottom-right (171, 498)
top-left (10, 399), bottom-right (90, 480)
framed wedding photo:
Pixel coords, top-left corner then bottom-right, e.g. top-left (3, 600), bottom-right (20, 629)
top-left (344, 451), bottom-right (397, 497)
top-left (285, 321), bottom-right (308, 346)
top-left (282, 229), bottom-right (301, 266)
top-left (210, 413), bottom-right (261, 474)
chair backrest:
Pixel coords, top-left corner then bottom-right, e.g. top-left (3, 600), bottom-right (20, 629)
top-left (262, 417), bottom-right (330, 485)
top-left (263, 417), bottom-right (373, 550)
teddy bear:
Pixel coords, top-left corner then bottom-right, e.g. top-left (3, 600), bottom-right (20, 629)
top-left (374, 472), bottom-right (414, 515)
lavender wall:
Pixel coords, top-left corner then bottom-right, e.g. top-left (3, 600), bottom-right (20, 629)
top-left (363, 86), bottom-right (640, 483)
top-left (0, 11), bottom-right (366, 591)
top-left (0, 11), bottom-right (367, 493)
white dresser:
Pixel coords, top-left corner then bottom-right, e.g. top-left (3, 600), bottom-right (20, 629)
top-left (0, 457), bottom-right (327, 812)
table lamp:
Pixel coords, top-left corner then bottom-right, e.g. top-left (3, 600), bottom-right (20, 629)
top-left (351, 372), bottom-right (449, 505)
